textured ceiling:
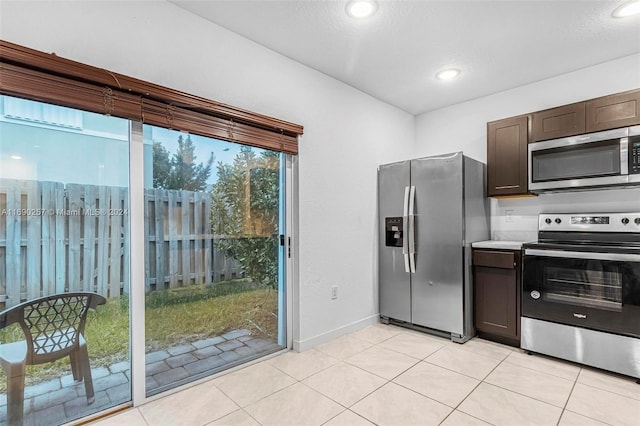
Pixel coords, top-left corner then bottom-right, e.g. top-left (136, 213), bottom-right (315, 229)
top-left (170, 0), bottom-right (640, 115)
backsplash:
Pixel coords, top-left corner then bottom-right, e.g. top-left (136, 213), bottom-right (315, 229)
top-left (490, 187), bottom-right (640, 241)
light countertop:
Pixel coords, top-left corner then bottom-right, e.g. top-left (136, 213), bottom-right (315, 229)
top-left (471, 240), bottom-right (529, 250)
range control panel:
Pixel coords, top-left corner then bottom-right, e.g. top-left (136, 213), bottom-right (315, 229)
top-left (539, 213), bottom-right (640, 233)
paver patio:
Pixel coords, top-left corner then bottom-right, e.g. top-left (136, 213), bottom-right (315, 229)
top-left (0, 330), bottom-right (281, 426)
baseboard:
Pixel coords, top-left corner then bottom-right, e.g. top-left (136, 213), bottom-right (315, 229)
top-left (292, 314), bottom-right (379, 352)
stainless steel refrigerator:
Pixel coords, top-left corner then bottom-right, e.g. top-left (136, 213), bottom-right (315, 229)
top-left (378, 152), bottom-right (489, 343)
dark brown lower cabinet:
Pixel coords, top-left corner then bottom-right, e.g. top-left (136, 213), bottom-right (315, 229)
top-left (473, 249), bottom-right (521, 347)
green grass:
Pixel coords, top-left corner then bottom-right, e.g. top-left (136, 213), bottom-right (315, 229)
top-left (145, 284), bottom-right (278, 351)
top-left (0, 281), bottom-right (278, 392)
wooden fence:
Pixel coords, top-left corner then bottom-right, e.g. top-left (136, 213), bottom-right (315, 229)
top-left (144, 188), bottom-right (241, 291)
top-left (0, 179), bottom-right (240, 308)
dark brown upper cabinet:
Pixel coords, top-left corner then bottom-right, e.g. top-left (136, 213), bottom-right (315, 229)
top-left (487, 115), bottom-right (529, 197)
top-left (531, 89), bottom-right (640, 142)
top-left (486, 88), bottom-right (639, 197)
top-left (585, 89), bottom-right (640, 133)
top-left (531, 102), bottom-right (586, 142)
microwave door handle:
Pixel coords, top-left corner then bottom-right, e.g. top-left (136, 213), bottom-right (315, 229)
top-left (403, 186), bottom-right (410, 273)
top-left (408, 185), bottom-right (416, 273)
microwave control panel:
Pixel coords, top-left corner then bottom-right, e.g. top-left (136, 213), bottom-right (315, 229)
top-left (630, 135), bottom-right (640, 174)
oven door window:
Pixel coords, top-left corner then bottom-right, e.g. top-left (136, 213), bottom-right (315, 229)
top-left (543, 265), bottom-right (622, 311)
top-left (531, 139), bottom-right (621, 182)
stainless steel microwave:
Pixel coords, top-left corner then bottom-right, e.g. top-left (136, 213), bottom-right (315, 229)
top-left (528, 125), bottom-right (640, 192)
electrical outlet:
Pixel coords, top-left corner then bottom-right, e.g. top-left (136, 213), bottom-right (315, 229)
top-left (331, 286), bottom-right (338, 300)
top-left (505, 209), bottom-right (515, 222)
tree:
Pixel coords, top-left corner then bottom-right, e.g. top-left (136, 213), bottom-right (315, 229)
top-left (152, 142), bottom-right (172, 189)
top-left (152, 135), bottom-right (214, 191)
top-left (211, 147), bottom-right (280, 288)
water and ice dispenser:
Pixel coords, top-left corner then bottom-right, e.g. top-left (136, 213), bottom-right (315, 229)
top-left (385, 217), bottom-right (403, 247)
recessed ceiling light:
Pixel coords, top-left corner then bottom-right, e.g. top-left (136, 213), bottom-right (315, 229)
top-left (346, 0), bottom-right (377, 19)
top-left (612, 0), bottom-right (640, 18)
top-left (10, 155), bottom-right (22, 160)
top-left (436, 68), bottom-right (461, 81)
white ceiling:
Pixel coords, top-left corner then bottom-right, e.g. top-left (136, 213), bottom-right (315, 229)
top-left (170, 0), bottom-right (640, 115)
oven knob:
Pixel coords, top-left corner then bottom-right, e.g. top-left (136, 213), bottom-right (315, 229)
top-left (635, 218), bottom-right (640, 225)
top-left (545, 218), bottom-right (552, 224)
top-left (622, 217), bottom-right (630, 225)
top-left (555, 218), bottom-right (562, 224)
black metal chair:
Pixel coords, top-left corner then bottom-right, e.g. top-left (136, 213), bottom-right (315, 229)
top-left (0, 292), bottom-right (106, 425)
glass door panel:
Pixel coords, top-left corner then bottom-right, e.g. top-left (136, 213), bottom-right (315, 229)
top-left (0, 95), bottom-right (131, 424)
top-left (142, 125), bottom-right (285, 395)
top-left (543, 265), bottom-right (622, 310)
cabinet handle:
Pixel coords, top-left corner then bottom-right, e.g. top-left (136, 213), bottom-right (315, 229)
top-left (495, 185), bottom-right (520, 190)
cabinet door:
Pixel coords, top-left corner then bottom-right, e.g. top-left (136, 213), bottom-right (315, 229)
top-left (586, 89), bottom-right (640, 133)
top-left (531, 102), bottom-right (585, 142)
top-left (487, 115), bottom-right (528, 197)
top-left (474, 265), bottom-right (518, 339)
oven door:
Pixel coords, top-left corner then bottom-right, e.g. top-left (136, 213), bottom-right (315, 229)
top-left (522, 248), bottom-right (640, 338)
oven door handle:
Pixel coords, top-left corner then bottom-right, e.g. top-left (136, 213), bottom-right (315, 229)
top-left (524, 248), bottom-right (640, 262)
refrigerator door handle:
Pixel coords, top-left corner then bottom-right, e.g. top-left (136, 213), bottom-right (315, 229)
top-left (402, 186), bottom-right (410, 273)
top-left (408, 185), bottom-right (416, 273)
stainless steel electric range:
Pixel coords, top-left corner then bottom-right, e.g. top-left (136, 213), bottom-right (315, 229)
top-left (521, 212), bottom-right (640, 379)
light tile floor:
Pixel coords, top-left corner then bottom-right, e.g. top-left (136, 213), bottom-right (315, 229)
top-left (93, 324), bottom-right (640, 426)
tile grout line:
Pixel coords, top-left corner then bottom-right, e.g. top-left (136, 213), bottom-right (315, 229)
top-left (383, 330), bottom-right (638, 425)
top-left (350, 337), bottom-right (485, 425)
top-left (201, 326), bottom-right (637, 425)
top-left (311, 336), bottom-right (421, 410)
top-left (556, 367), bottom-right (613, 426)
top-left (241, 348), bottom-right (376, 425)
top-left (294, 328), bottom-right (631, 426)
top-left (574, 376), bottom-right (640, 402)
top-left (212, 385), bottom-right (259, 426)
top-left (475, 357), bottom-right (574, 420)
top-left (206, 364), bottom-right (296, 424)
top-left (438, 345), bottom-right (510, 426)
top-left (485, 354), bottom-right (637, 424)
top-left (555, 366), bottom-right (582, 426)
top-left (559, 376), bottom-right (634, 426)
top-left (313, 329), bottom-right (430, 422)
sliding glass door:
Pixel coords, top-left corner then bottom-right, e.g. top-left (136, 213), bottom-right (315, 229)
top-left (0, 95), bottom-right (289, 423)
top-left (142, 125), bottom-right (287, 395)
top-left (0, 95), bottom-right (131, 424)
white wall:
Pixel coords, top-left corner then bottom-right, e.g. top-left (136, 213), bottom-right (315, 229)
top-left (415, 54), bottom-right (640, 240)
top-left (0, 1), bottom-right (415, 350)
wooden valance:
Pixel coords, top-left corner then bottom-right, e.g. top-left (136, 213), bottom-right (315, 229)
top-left (0, 40), bottom-right (302, 154)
